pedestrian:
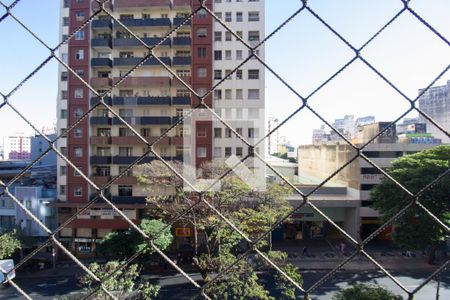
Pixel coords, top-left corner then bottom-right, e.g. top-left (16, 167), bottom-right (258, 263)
top-left (302, 246), bottom-right (309, 257)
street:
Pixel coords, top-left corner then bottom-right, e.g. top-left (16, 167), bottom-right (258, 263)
top-left (1, 270), bottom-right (448, 299)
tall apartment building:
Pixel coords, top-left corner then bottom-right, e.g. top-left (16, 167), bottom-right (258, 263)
top-left (2, 133), bottom-right (31, 160)
top-left (56, 0), bottom-right (264, 257)
top-left (418, 80), bottom-right (450, 143)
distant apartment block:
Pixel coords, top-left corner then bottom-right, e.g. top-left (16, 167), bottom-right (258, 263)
top-left (2, 133), bottom-right (31, 160)
top-left (418, 80), bottom-right (450, 143)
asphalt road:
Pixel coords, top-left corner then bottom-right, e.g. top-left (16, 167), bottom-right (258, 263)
top-left (1, 270), bottom-right (448, 299)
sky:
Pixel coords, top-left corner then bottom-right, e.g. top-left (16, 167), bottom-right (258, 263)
top-left (0, 0), bottom-right (449, 146)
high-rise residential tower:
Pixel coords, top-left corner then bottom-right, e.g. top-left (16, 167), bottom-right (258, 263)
top-left (56, 0), bottom-right (265, 257)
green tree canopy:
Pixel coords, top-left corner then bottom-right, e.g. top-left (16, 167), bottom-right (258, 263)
top-left (371, 145), bottom-right (450, 249)
top-left (332, 283), bottom-right (402, 300)
top-left (0, 230), bottom-right (21, 259)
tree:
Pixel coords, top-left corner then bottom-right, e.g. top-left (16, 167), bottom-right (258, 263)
top-left (332, 283), bottom-right (402, 300)
top-left (135, 160), bottom-right (303, 298)
top-left (371, 146), bottom-right (450, 251)
top-left (97, 219), bottom-right (173, 259)
top-left (0, 230), bottom-right (21, 259)
top-left (80, 261), bottom-right (159, 300)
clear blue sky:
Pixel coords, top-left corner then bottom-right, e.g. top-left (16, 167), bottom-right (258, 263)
top-left (0, 0), bottom-right (449, 146)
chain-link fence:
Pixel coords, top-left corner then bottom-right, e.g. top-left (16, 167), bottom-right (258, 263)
top-left (0, 0), bottom-right (449, 299)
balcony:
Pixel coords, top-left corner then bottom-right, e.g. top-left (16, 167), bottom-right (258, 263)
top-left (90, 156), bottom-right (112, 164)
top-left (90, 97), bottom-right (112, 106)
top-left (173, 56), bottom-right (191, 65)
top-left (111, 136), bottom-right (170, 145)
top-left (172, 76), bottom-right (191, 85)
top-left (117, 18), bottom-right (171, 28)
top-left (113, 96), bottom-right (171, 105)
top-left (173, 17), bottom-right (191, 27)
top-left (172, 96), bottom-right (191, 105)
top-left (173, 37), bottom-right (191, 45)
top-left (90, 136), bottom-right (112, 145)
top-left (91, 38), bottom-right (112, 48)
top-left (111, 196), bottom-right (146, 204)
top-left (171, 136), bottom-right (185, 145)
top-left (90, 116), bottom-right (112, 125)
top-left (112, 116), bottom-right (171, 125)
top-left (91, 19), bottom-right (112, 29)
top-left (91, 58), bottom-right (112, 68)
top-left (173, 0), bottom-right (191, 7)
top-left (113, 56), bottom-right (171, 67)
top-left (114, 0), bottom-right (171, 9)
top-left (113, 38), bottom-right (171, 47)
top-left (115, 176), bottom-right (138, 185)
top-left (112, 76), bottom-right (170, 87)
top-left (90, 77), bottom-right (112, 88)
top-left (90, 176), bottom-right (110, 186)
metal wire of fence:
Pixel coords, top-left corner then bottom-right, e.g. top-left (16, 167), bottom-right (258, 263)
top-left (0, 0), bottom-right (449, 299)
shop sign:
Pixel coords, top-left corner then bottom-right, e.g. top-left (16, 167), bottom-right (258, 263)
top-left (175, 228), bottom-right (191, 237)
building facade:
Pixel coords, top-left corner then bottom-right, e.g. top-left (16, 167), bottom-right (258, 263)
top-left (418, 80), bottom-right (450, 143)
top-left (2, 133), bottom-right (31, 160)
top-left (56, 0), bottom-right (265, 257)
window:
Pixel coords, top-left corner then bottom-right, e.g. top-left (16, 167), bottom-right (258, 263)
top-left (236, 109), bottom-right (243, 119)
top-left (74, 88), bottom-right (83, 98)
top-left (214, 31), bottom-right (222, 41)
top-left (197, 87), bottom-right (207, 97)
top-left (119, 109), bottom-right (133, 117)
top-left (248, 11), bottom-right (259, 21)
top-left (75, 11), bottom-right (85, 21)
top-left (197, 147), bottom-right (207, 158)
top-left (74, 187), bottom-right (83, 197)
top-left (61, 72), bottom-right (68, 81)
top-left (214, 128), bottom-right (222, 138)
top-left (236, 12), bottom-right (243, 22)
top-left (225, 31), bottom-right (232, 41)
top-left (96, 166), bottom-right (111, 177)
top-left (97, 128), bottom-right (111, 136)
top-left (119, 147), bottom-right (133, 156)
top-left (225, 69), bottom-right (232, 79)
top-left (63, 17), bottom-right (69, 26)
top-left (214, 69), bottom-right (222, 80)
top-left (61, 147), bottom-right (67, 156)
top-left (236, 31), bottom-right (243, 39)
top-left (118, 185), bottom-right (133, 197)
top-left (225, 128), bottom-right (232, 138)
top-left (236, 69), bottom-right (243, 80)
top-left (214, 89), bottom-right (222, 99)
top-left (96, 147), bottom-right (111, 156)
top-left (225, 50), bottom-right (232, 60)
top-left (225, 89), bottom-right (232, 100)
top-left (215, 12), bottom-right (222, 20)
top-left (236, 147), bottom-right (243, 157)
top-left (60, 166), bottom-right (67, 176)
top-left (75, 30), bottom-right (84, 40)
top-left (197, 28), bottom-right (207, 37)
top-left (248, 89), bottom-right (260, 99)
top-left (236, 128), bottom-right (243, 135)
top-left (236, 89), bottom-right (243, 99)
top-left (119, 127), bottom-right (134, 136)
top-left (61, 109), bottom-right (67, 119)
top-left (141, 128), bottom-right (151, 137)
top-left (197, 47), bottom-right (207, 57)
top-left (248, 128), bottom-right (259, 138)
top-left (248, 31), bottom-right (260, 42)
top-left (61, 53), bottom-right (68, 63)
top-left (197, 67), bottom-right (207, 78)
top-left (74, 128), bottom-right (83, 138)
top-left (60, 185), bottom-right (66, 195)
top-left (74, 167), bottom-right (83, 176)
top-left (248, 69), bottom-right (259, 79)
top-left (74, 108), bottom-right (83, 118)
top-left (74, 147), bottom-right (83, 157)
top-left (119, 166), bottom-right (133, 177)
top-left (236, 50), bottom-right (243, 60)
top-left (214, 50), bottom-right (222, 60)
top-left (76, 69), bottom-right (85, 77)
top-left (214, 147), bottom-right (222, 158)
top-left (225, 12), bottom-right (232, 22)
top-left (61, 90), bottom-right (68, 100)
top-left (225, 147), bottom-right (232, 157)
top-left (63, 0), bottom-right (69, 8)
top-left (197, 127), bottom-right (207, 137)
top-left (75, 49), bottom-right (84, 60)
top-left (197, 9), bottom-right (207, 19)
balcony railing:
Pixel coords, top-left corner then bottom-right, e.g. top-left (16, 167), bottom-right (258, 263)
top-left (91, 58), bottom-right (112, 68)
top-left (111, 136), bottom-right (170, 145)
top-left (111, 196), bottom-right (147, 204)
top-left (90, 116), bottom-right (112, 125)
top-left (113, 56), bottom-right (171, 66)
top-left (90, 97), bottom-right (112, 106)
top-left (91, 19), bottom-right (112, 29)
top-left (172, 96), bottom-right (191, 105)
top-left (90, 77), bottom-right (112, 88)
top-left (114, 0), bottom-right (171, 9)
top-left (117, 18), bottom-right (171, 28)
top-left (173, 17), bottom-right (191, 27)
top-left (172, 56), bottom-right (191, 65)
top-left (172, 37), bottom-right (191, 45)
top-left (113, 37), bottom-right (171, 47)
top-left (112, 76), bottom-right (170, 87)
top-left (91, 38), bottom-right (112, 48)
top-left (90, 136), bottom-right (112, 145)
top-left (112, 116), bottom-right (172, 125)
top-left (113, 96), bottom-right (171, 105)
top-left (90, 156), bottom-right (112, 164)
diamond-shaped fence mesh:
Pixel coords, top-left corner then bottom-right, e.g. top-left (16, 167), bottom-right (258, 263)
top-left (0, 0), bottom-right (449, 299)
